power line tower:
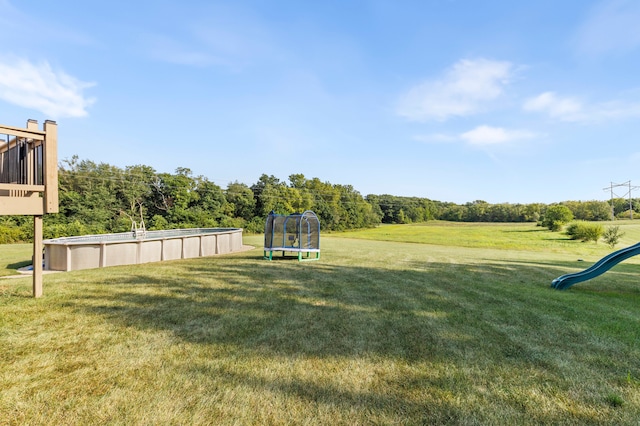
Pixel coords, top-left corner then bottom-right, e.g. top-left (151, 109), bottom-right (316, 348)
top-left (603, 181), bottom-right (640, 220)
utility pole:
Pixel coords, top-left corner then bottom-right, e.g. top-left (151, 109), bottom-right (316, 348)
top-left (603, 181), bottom-right (640, 220)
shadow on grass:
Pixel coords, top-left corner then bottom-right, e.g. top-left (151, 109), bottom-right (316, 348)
top-left (39, 253), bottom-right (640, 423)
top-left (541, 236), bottom-right (575, 241)
top-left (65, 253), bottom-right (640, 361)
top-left (6, 260), bottom-right (31, 270)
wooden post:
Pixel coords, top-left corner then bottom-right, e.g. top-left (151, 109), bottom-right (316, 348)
top-left (33, 215), bottom-right (43, 298)
top-left (0, 119), bottom-right (58, 297)
top-left (43, 120), bottom-right (58, 214)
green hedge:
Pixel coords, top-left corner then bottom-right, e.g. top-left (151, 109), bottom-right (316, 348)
top-left (565, 221), bottom-right (604, 243)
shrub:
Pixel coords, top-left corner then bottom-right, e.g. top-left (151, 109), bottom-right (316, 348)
top-left (44, 221), bottom-right (100, 239)
top-left (149, 215), bottom-right (169, 230)
top-left (603, 225), bottom-right (625, 249)
top-left (565, 221), bottom-right (603, 243)
top-left (218, 216), bottom-right (244, 229)
top-left (565, 222), bottom-right (582, 240)
top-left (0, 224), bottom-right (29, 243)
top-left (542, 205), bottom-right (573, 231)
top-left (583, 223), bottom-right (604, 243)
top-left (244, 216), bottom-right (265, 234)
top-left (615, 209), bottom-right (635, 220)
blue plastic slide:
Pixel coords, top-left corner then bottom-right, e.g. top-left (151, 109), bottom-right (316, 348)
top-left (551, 242), bottom-right (640, 290)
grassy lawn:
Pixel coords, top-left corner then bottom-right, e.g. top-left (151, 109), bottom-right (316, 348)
top-left (2, 222), bottom-right (640, 424)
top-left (0, 243), bottom-right (33, 277)
top-left (334, 220), bottom-right (640, 255)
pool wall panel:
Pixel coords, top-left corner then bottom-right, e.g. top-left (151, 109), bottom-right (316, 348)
top-left (43, 228), bottom-right (243, 272)
top-left (140, 240), bottom-right (162, 264)
top-left (45, 244), bottom-right (68, 271)
top-left (104, 242), bottom-right (137, 268)
top-left (183, 236), bottom-right (200, 259)
top-left (217, 233), bottom-right (230, 254)
top-left (201, 235), bottom-right (216, 256)
top-left (70, 245), bottom-right (101, 270)
top-left (162, 239), bottom-right (182, 261)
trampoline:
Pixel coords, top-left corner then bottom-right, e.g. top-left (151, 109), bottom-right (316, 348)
top-left (264, 210), bottom-right (320, 261)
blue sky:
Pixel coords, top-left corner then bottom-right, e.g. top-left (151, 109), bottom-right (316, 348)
top-left (2, 0), bottom-right (640, 204)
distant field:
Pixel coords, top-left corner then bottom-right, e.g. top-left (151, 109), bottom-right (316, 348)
top-left (334, 220), bottom-right (640, 255)
top-left (1, 222), bottom-right (640, 424)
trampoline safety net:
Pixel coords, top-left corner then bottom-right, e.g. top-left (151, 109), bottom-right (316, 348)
top-left (264, 210), bottom-right (320, 261)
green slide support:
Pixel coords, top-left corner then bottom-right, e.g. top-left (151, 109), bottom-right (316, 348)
top-left (551, 242), bottom-right (640, 290)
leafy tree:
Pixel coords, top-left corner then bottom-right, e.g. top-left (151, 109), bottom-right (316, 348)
top-left (603, 225), bottom-right (625, 248)
top-left (564, 200), bottom-right (611, 221)
top-left (149, 168), bottom-right (200, 226)
top-left (306, 177), bottom-right (341, 229)
top-left (365, 194), bottom-right (436, 224)
top-left (57, 156), bottom-right (121, 232)
top-left (193, 178), bottom-right (227, 222)
top-left (397, 209), bottom-right (407, 224)
top-left (465, 200), bottom-right (489, 222)
top-left (117, 164), bottom-right (156, 231)
top-left (367, 194), bottom-right (397, 224)
top-left (24, 155), bottom-right (634, 243)
top-left (288, 173), bottom-right (307, 189)
top-left (611, 198), bottom-right (630, 217)
top-left (440, 204), bottom-right (466, 221)
top-left (226, 181), bottom-right (256, 221)
top-left (257, 182), bottom-right (296, 216)
top-left (522, 204), bottom-right (542, 222)
top-left (542, 205), bottom-right (574, 231)
top-left (149, 214), bottom-right (169, 230)
top-left (288, 174), bottom-right (314, 212)
top-left (251, 174), bottom-right (281, 217)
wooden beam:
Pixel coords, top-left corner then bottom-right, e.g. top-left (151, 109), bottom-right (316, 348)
top-left (0, 197), bottom-right (44, 215)
top-left (0, 183), bottom-right (45, 192)
top-left (0, 124), bottom-right (46, 137)
top-left (43, 120), bottom-right (58, 214)
top-left (33, 215), bottom-right (43, 298)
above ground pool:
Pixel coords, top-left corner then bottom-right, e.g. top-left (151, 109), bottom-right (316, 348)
top-left (44, 228), bottom-right (243, 271)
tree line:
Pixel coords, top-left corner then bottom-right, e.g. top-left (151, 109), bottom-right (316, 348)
top-left (0, 157), bottom-right (636, 243)
top-left (368, 196), bottom-right (636, 224)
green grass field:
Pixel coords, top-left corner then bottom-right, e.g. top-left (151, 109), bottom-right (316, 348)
top-left (2, 221), bottom-right (640, 424)
top-left (0, 243), bottom-right (33, 277)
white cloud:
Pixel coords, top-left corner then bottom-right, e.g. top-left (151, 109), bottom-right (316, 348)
top-left (0, 56), bottom-right (95, 118)
top-left (574, 0), bottom-right (640, 55)
top-left (523, 92), bottom-right (584, 121)
top-left (523, 91), bottom-right (640, 123)
top-left (460, 125), bottom-right (536, 146)
top-left (397, 58), bottom-right (515, 121)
